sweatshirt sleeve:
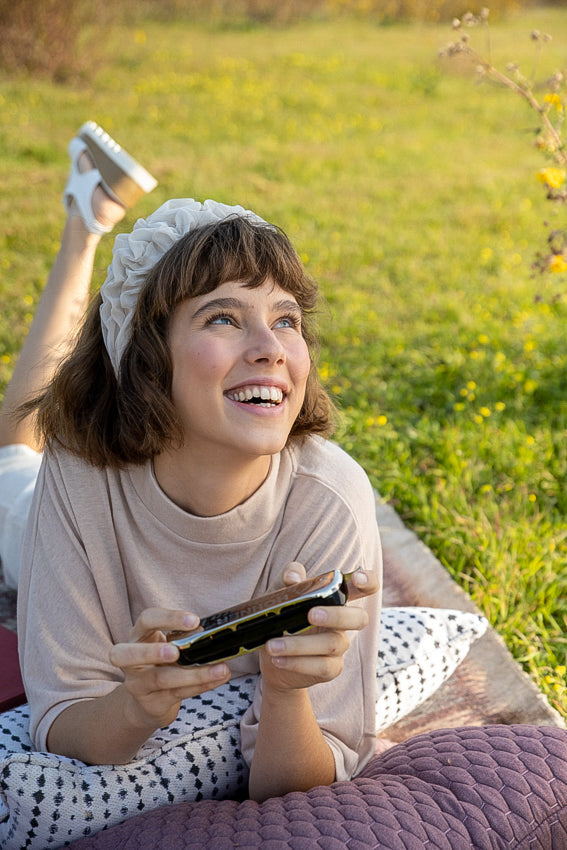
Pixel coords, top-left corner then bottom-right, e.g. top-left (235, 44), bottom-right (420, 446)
top-left (17, 452), bottom-right (127, 752)
top-left (240, 442), bottom-right (382, 781)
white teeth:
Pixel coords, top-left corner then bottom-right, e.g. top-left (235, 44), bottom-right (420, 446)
top-left (227, 385), bottom-right (283, 405)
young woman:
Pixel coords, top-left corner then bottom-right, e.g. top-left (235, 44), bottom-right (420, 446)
top-left (1, 125), bottom-right (381, 803)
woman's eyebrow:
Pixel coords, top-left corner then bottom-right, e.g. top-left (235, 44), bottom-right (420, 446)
top-left (192, 297), bottom-right (242, 319)
top-left (192, 296), bottom-right (301, 319)
top-left (272, 298), bottom-right (302, 315)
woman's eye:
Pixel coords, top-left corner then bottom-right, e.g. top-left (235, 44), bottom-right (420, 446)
top-left (275, 315), bottom-right (301, 329)
top-left (207, 313), bottom-right (235, 326)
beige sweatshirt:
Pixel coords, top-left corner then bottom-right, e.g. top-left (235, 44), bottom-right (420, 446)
top-left (17, 435), bottom-right (382, 780)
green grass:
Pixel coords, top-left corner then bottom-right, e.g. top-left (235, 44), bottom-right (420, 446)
top-left (0, 6), bottom-right (566, 716)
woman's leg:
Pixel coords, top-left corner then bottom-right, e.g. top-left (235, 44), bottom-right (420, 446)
top-left (0, 157), bottom-right (125, 451)
top-left (0, 130), bottom-right (156, 589)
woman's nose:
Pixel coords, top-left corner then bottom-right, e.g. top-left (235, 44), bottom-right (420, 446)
top-left (244, 325), bottom-right (286, 364)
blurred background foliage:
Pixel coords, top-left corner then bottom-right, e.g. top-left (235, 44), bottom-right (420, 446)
top-left (0, 0), bottom-right (547, 81)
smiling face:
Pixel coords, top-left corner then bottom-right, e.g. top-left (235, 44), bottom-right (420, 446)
top-left (166, 277), bottom-right (311, 469)
top-left (118, 217), bottom-right (331, 488)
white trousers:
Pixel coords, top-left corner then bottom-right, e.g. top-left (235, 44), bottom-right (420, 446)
top-left (0, 445), bottom-right (42, 590)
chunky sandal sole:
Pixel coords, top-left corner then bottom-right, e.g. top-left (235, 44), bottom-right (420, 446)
top-left (78, 121), bottom-right (158, 209)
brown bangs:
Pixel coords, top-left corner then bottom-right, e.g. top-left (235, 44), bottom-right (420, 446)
top-left (142, 216), bottom-right (318, 318)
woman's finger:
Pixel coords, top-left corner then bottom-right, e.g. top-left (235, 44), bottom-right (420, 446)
top-left (281, 561), bottom-right (307, 585)
top-left (110, 640), bottom-right (180, 670)
top-left (138, 661), bottom-right (231, 695)
top-left (166, 664), bottom-right (232, 700)
top-left (266, 652), bottom-right (344, 681)
top-left (345, 569), bottom-right (380, 600)
top-left (129, 607), bottom-right (200, 643)
top-left (308, 604), bottom-right (369, 631)
top-left (265, 629), bottom-right (350, 659)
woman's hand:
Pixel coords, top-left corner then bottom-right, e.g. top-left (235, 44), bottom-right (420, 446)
top-left (47, 608), bottom-right (231, 765)
top-left (109, 607), bottom-right (232, 732)
top-left (258, 563), bottom-right (378, 693)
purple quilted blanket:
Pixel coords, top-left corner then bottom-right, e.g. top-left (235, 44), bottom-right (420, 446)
top-left (71, 725), bottom-right (567, 849)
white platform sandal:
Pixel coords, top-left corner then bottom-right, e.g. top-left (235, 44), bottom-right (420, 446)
top-left (63, 121), bottom-right (158, 235)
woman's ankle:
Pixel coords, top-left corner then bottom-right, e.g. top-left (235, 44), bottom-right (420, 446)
top-left (60, 213), bottom-right (103, 253)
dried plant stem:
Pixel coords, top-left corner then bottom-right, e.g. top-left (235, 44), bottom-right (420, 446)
top-left (478, 58), bottom-right (567, 166)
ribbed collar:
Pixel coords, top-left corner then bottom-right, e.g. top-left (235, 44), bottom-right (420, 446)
top-left (127, 449), bottom-right (292, 545)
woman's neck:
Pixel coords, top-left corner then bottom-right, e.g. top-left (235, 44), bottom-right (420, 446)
top-left (153, 448), bottom-right (272, 517)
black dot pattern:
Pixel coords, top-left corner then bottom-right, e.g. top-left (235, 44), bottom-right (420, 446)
top-left (0, 608), bottom-right (488, 847)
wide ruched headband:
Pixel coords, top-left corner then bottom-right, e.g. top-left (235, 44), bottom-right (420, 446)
top-left (99, 198), bottom-right (265, 376)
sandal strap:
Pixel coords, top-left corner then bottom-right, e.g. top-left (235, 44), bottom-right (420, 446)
top-left (62, 138), bottom-right (113, 236)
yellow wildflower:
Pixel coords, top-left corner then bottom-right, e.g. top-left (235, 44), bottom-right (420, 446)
top-left (537, 167), bottom-right (565, 189)
top-left (544, 93), bottom-right (563, 110)
top-left (480, 407), bottom-right (491, 417)
top-left (377, 415), bottom-right (388, 426)
top-left (549, 254), bottom-right (567, 274)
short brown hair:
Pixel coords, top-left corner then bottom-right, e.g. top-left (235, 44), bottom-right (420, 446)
top-left (32, 216), bottom-right (334, 467)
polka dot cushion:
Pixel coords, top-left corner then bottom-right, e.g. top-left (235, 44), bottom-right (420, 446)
top-left (375, 606), bottom-right (487, 731)
top-left (0, 607), bottom-right (487, 848)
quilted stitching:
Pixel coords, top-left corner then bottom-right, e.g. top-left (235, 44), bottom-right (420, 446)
top-left (69, 725), bottom-right (567, 850)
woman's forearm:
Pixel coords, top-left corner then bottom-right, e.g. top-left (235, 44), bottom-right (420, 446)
top-left (248, 685), bottom-right (335, 802)
top-left (46, 683), bottom-right (161, 765)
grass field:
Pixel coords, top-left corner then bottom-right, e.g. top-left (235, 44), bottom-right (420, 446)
top-left (0, 6), bottom-right (565, 716)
